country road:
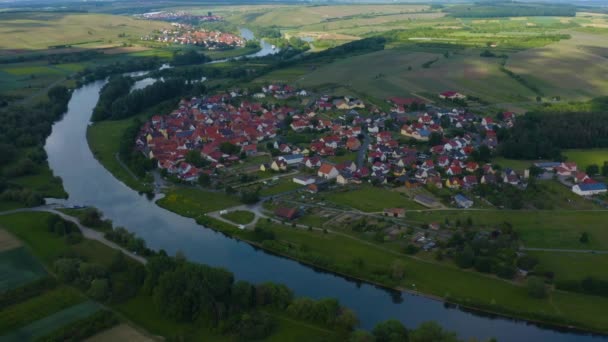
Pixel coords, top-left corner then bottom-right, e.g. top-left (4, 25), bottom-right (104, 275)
top-left (0, 206), bottom-right (147, 264)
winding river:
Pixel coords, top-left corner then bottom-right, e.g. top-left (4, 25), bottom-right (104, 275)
top-left (42, 33), bottom-right (606, 342)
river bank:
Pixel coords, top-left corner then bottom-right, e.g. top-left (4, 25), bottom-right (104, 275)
top-left (156, 199), bottom-right (608, 337)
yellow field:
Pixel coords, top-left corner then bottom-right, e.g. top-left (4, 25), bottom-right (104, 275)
top-left (0, 229), bottom-right (21, 252)
top-left (0, 12), bottom-right (169, 54)
top-left (85, 324), bottom-right (155, 342)
top-left (224, 4), bottom-right (431, 28)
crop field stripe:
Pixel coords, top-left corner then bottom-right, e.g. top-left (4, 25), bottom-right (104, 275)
top-left (0, 301), bottom-right (102, 342)
top-left (0, 246), bottom-right (47, 292)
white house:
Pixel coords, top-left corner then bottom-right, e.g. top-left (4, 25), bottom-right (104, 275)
top-left (293, 175), bottom-right (316, 186)
top-left (318, 163), bottom-right (339, 179)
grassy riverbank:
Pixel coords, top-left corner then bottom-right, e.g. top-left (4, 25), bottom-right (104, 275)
top-left (156, 195), bottom-right (608, 334)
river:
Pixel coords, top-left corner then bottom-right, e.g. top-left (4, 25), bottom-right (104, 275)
top-left (42, 47), bottom-right (605, 342)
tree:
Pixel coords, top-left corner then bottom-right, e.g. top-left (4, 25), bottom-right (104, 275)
top-left (586, 164), bottom-right (599, 175)
top-left (527, 276), bottom-right (547, 298)
top-left (409, 321), bottom-right (459, 342)
top-left (87, 278), bottom-right (110, 300)
top-left (428, 132), bottom-right (443, 146)
top-left (455, 245), bottom-right (475, 268)
top-left (350, 330), bottom-right (375, 342)
top-left (580, 232), bottom-right (589, 244)
top-left (198, 173), bottom-right (211, 187)
top-left (602, 161), bottom-right (608, 177)
top-left (372, 319), bottom-right (408, 342)
top-left (220, 142), bottom-right (239, 155)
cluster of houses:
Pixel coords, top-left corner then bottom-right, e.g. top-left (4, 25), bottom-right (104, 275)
top-left (253, 84), bottom-right (308, 100)
top-left (143, 25), bottom-right (244, 48)
top-left (136, 91), bottom-right (301, 181)
top-left (534, 162), bottom-right (608, 196)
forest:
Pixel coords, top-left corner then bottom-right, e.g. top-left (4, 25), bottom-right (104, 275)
top-left (499, 111), bottom-right (608, 160)
top-left (0, 85), bottom-right (72, 205)
top-left (91, 76), bottom-right (194, 121)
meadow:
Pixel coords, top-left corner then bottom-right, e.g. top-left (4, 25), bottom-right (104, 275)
top-left (0, 12), bottom-right (169, 54)
top-left (406, 210), bottom-right (608, 250)
top-left (222, 210), bottom-right (255, 225)
top-left (507, 31), bottom-right (608, 100)
top-left (325, 185), bottom-right (424, 212)
top-left (531, 251), bottom-right (608, 283)
top-left (157, 187), bottom-right (241, 215)
top-left (298, 47), bottom-right (535, 104)
top-left (563, 149), bottom-right (608, 170)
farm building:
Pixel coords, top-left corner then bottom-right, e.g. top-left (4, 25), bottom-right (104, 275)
top-left (572, 183), bottom-right (607, 196)
top-left (275, 207), bottom-right (299, 220)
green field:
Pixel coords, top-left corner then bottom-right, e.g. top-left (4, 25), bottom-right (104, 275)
top-left (406, 210), bottom-right (608, 250)
top-left (158, 188), bottom-right (240, 215)
top-left (531, 251), bottom-right (608, 283)
top-left (298, 47), bottom-right (535, 104)
top-left (87, 119), bottom-right (152, 194)
top-left (563, 149), bottom-right (608, 171)
top-left (0, 286), bottom-right (85, 335)
top-left (222, 210), bottom-right (255, 225)
top-left (0, 246), bottom-right (47, 291)
top-left (326, 185), bottom-right (424, 212)
top-left (259, 177), bottom-right (303, 196)
top-left (0, 301), bottom-right (101, 342)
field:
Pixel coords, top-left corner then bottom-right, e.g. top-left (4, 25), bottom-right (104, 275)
top-left (0, 286), bottom-right (85, 334)
top-left (563, 149), bottom-right (608, 171)
top-left (0, 247), bottom-right (47, 291)
top-left (325, 185), bottom-right (424, 212)
top-left (298, 47), bottom-right (535, 104)
top-left (219, 4), bottom-right (431, 28)
top-left (221, 210), bottom-right (255, 225)
top-left (531, 251), bottom-right (608, 283)
top-left (0, 301), bottom-right (102, 342)
top-left (0, 12), bottom-right (169, 54)
top-left (158, 188), bottom-right (240, 215)
top-left (508, 32), bottom-right (608, 100)
top-left (406, 210), bottom-right (608, 250)
top-left (86, 324), bottom-right (154, 342)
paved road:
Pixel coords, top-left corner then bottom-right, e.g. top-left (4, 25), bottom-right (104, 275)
top-left (356, 132), bottom-right (371, 169)
top-left (0, 206), bottom-right (147, 264)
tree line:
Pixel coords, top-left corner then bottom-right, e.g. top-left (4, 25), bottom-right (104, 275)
top-left (499, 110), bottom-right (608, 160)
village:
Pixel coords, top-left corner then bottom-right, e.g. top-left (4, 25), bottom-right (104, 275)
top-left (141, 24), bottom-right (245, 49)
top-left (137, 85), bottom-right (607, 213)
